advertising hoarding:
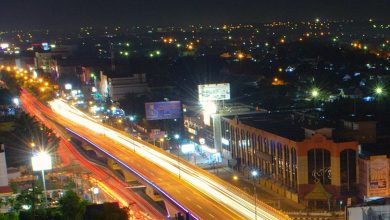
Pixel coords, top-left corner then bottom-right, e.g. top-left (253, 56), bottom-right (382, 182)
top-left (145, 101), bottom-right (182, 120)
top-left (368, 155), bottom-right (389, 197)
top-left (198, 83), bottom-right (230, 101)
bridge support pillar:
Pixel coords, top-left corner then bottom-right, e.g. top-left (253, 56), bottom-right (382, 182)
top-left (164, 200), bottom-right (182, 219)
top-left (145, 185), bottom-right (163, 202)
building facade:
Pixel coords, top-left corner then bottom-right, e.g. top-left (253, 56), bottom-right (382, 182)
top-left (221, 114), bottom-right (359, 208)
top-left (99, 72), bottom-right (149, 101)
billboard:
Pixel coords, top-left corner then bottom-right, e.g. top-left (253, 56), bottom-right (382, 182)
top-left (368, 155), bottom-right (389, 197)
top-left (198, 83), bottom-right (230, 101)
top-left (145, 101), bottom-right (182, 120)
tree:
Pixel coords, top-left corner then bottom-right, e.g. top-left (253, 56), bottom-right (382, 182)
top-left (14, 187), bottom-right (43, 211)
top-left (84, 202), bottom-right (129, 220)
top-left (58, 190), bottom-right (87, 220)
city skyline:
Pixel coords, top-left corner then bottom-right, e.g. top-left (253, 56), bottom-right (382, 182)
top-left (0, 0), bottom-right (389, 29)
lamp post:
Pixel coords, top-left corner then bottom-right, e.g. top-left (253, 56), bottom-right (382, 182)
top-left (31, 151), bottom-right (52, 207)
top-left (251, 170), bottom-right (258, 220)
top-left (374, 85), bottom-right (385, 113)
top-left (174, 134), bottom-right (181, 179)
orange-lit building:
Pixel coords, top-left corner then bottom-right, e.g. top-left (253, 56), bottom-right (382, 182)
top-left (221, 113), bottom-right (359, 208)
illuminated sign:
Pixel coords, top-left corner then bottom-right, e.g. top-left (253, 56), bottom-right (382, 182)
top-left (31, 152), bottom-right (52, 171)
top-left (198, 83), bottom-right (230, 101)
top-left (145, 101), bottom-right (182, 120)
top-left (42, 42), bottom-right (50, 51)
top-left (368, 156), bottom-right (389, 197)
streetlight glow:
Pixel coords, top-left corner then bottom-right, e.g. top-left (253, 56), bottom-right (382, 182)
top-left (251, 170), bottom-right (258, 177)
top-left (31, 151), bottom-right (52, 171)
top-left (311, 88), bottom-right (319, 98)
top-left (375, 87), bottom-right (383, 95)
top-left (201, 101), bottom-right (217, 114)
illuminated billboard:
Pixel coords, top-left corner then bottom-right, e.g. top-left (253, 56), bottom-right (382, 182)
top-left (145, 101), bottom-right (182, 120)
top-left (198, 83), bottom-right (230, 101)
top-left (368, 156), bottom-right (389, 197)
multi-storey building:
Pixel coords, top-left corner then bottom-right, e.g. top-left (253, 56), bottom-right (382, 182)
top-left (221, 113), bottom-right (359, 208)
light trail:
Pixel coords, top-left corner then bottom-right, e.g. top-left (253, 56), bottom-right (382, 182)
top-left (50, 99), bottom-right (290, 220)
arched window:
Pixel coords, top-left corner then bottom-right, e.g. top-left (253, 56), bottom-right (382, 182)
top-left (284, 145), bottom-right (290, 186)
top-left (277, 143), bottom-right (283, 180)
top-left (258, 136), bottom-right (263, 152)
top-left (236, 128), bottom-right (240, 159)
top-left (307, 149), bottom-right (331, 184)
top-left (291, 148), bottom-right (297, 190)
top-left (271, 140), bottom-right (276, 175)
top-left (340, 149), bottom-right (356, 194)
top-left (264, 138), bottom-right (269, 153)
top-left (252, 133), bottom-right (257, 167)
top-left (241, 129), bottom-right (245, 164)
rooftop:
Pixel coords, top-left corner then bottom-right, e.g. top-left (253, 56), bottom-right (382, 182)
top-left (225, 112), bottom-right (306, 141)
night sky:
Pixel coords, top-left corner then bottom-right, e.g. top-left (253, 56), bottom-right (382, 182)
top-left (0, 0), bottom-right (389, 29)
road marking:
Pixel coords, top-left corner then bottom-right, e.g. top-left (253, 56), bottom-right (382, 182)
top-left (208, 213), bottom-right (215, 218)
top-left (196, 204), bottom-right (202, 209)
top-left (186, 197), bottom-right (191, 201)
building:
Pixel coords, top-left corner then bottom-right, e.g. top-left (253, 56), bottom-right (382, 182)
top-left (358, 144), bottom-right (390, 201)
top-left (34, 44), bottom-right (77, 74)
top-left (99, 71), bottom-right (149, 101)
top-left (0, 144), bottom-right (12, 197)
top-left (183, 102), bottom-right (256, 156)
top-left (221, 113), bottom-right (359, 208)
top-left (347, 199), bottom-right (390, 220)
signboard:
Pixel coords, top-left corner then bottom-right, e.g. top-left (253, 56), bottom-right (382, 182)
top-left (149, 129), bottom-right (166, 139)
top-left (198, 83), bottom-right (230, 101)
top-left (145, 101), bottom-right (182, 120)
top-left (368, 156), bottom-right (389, 197)
top-left (31, 153), bottom-right (52, 171)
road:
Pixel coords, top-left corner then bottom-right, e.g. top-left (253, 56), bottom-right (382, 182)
top-left (21, 91), bottom-right (163, 220)
top-left (21, 89), bottom-right (291, 220)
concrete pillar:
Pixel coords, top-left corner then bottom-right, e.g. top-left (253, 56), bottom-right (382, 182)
top-left (81, 142), bottom-right (95, 151)
top-left (212, 114), bottom-right (222, 153)
top-left (331, 156), bottom-right (340, 186)
top-left (145, 185), bottom-right (163, 202)
top-left (122, 170), bottom-right (137, 182)
top-left (298, 156), bottom-right (308, 185)
top-left (164, 200), bottom-right (181, 218)
top-left (107, 158), bottom-right (121, 170)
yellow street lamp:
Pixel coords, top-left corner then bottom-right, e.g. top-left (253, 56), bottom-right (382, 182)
top-left (311, 88), bottom-right (319, 98)
top-left (375, 86), bottom-right (384, 95)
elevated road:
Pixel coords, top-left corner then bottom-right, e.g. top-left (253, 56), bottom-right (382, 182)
top-left (21, 90), bottom-right (291, 220)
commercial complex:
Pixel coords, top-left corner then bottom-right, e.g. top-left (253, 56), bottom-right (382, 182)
top-left (220, 112), bottom-right (361, 208)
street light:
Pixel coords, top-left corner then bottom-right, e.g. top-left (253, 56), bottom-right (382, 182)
top-left (251, 170), bottom-right (258, 220)
top-left (375, 86), bottom-right (384, 96)
top-left (201, 101), bottom-right (217, 115)
top-left (31, 150), bottom-right (52, 207)
top-left (311, 88), bottom-right (319, 98)
top-left (129, 116), bottom-right (135, 121)
top-left (174, 134), bottom-right (181, 179)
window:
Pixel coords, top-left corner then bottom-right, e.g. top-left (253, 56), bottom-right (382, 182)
top-left (307, 149), bottom-right (331, 184)
top-left (277, 143), bottom-right (283, 179)
top-left (271, 140), bottom-right (276, 175)
top-left (291, 148), bottom-right (297, 190)
top-left (340, 149), bottom-right (356, 194)
top-left (284, 145), bottom-right (290, 186)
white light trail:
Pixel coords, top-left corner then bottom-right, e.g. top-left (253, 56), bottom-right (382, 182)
top-left (49, 99), bottom-right (289, 220)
